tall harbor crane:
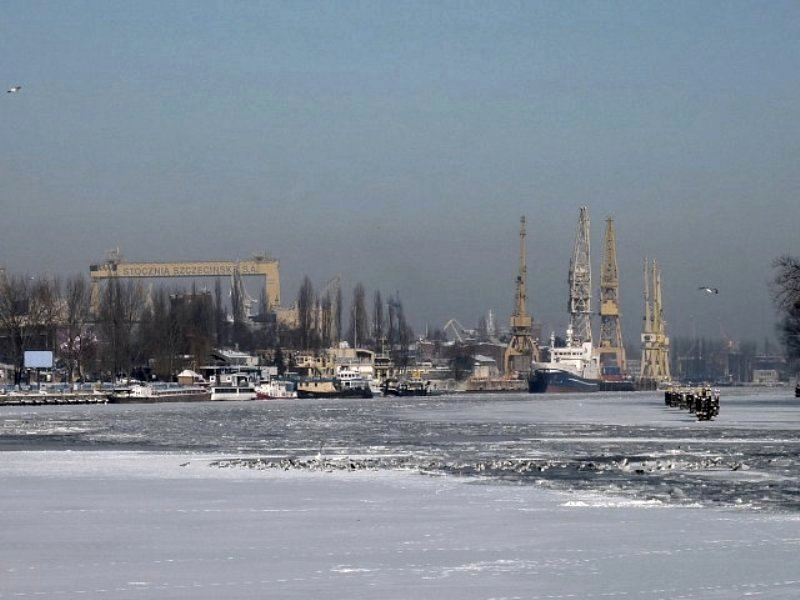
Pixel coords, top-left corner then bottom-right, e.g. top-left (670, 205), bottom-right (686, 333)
top-left (504, 216), bottom-right (539, 375)
top-left (568, 207), bottom-right (592, 345)
top-left (639, 258), bottom-right (671, 386)
top-left (597, 217), bottom-right (626, 373)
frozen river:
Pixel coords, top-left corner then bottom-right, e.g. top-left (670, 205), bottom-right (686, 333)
top-left (2, 387), bottom-right (799, 598)
top-left (2, 387), bottom-right (799, 511)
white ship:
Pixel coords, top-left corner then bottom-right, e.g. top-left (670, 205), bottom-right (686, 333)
top-left (529, 327), bottom-right (600, 393)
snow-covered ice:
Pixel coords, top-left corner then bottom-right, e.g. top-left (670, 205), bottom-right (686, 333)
top-left (2, 388), bottom-right (799, 598)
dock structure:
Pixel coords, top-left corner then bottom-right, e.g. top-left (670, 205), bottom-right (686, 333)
top-left (0, 392), bottom-right (108, 406)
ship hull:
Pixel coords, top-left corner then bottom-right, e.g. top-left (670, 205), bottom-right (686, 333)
top-left (296, 388), bottom-right (372, 399)
top-left (598, 379), bottom-right (637, 392)
top-left (528, 369), bottom-right (599, 394)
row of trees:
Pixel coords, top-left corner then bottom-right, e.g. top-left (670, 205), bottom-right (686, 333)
top-left (0, 270), bottom-right (418, 384)
top-left (0, 272), bottom-right (223, 383)
top-left (292, 276), bottom-right (415, 360)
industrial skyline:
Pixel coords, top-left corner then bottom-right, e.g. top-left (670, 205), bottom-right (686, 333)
top-left (2, 2), bottom-right (798, 345)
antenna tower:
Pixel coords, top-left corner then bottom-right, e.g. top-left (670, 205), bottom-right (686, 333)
top-left (639, 258), bottom-right (671, 386)
top-left (568, 207), bottom-right (592, 345)
top-left (597, 217), bottom-right (626, 371)
top-left (504, 216), bottom-right (538, 374)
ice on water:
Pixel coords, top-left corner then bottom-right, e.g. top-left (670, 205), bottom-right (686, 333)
top-left (2, 388), bottom-right (800, 598)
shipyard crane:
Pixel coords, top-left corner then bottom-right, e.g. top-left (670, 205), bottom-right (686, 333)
top-left (443, 319), bottom-right (475, 343)
top-left (89, 251), bottom-right (283, 316)
top-left (640, 258), bottom-right (671, 386)
top-left (597, 217), bottom-right (626, 373)
top-left (504, 216), bottom-right (538, 375)
top-left (568, 207), bottom-right (592, 346)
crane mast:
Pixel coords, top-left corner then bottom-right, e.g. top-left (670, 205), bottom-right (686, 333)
top-left (568, 207), bottom-right (592, 346)
top-left (504, 216), bottom-right (538, 375)
top-left (639, 258), bottom-right (671, 386)
top-left (597, 217), bottom-right (626, 372)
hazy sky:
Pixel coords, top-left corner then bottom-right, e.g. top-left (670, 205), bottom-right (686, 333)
top-left (2, 1), bottom-right (798, 345)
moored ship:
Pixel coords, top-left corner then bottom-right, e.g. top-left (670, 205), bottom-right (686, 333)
top-left (296, 369), bottom-right (373, 399)
top-left (528, 368), bottom-right (599, 393)
top-left (255, 379), bottom-right (298, 400)
top-left (107, 382), bottom-right (211, 403)
top-left (528, 329), bottom-right (601, 394)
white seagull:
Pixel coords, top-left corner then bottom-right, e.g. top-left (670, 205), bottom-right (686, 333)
top-left (7, 85), bottom-right (22, 94)
top-left (698, 286), bottom-right (719, 295)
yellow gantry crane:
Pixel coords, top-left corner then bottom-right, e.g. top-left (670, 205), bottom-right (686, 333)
top-left (639, 258), bottom-right (671, 385)
top-left (597, 217), bottom-right (626, 374)
top-left (504, 216), bottom-right (539, 375)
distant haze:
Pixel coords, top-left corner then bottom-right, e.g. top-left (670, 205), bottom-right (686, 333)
top-left (2, 2), bottom-right (798, 346)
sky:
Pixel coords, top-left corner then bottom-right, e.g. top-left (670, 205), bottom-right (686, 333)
top-left (2, 1), bottom-right (799, 346)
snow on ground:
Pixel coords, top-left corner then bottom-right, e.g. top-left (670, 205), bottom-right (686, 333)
top-left (2, 450), bottom-right (799, 600)
top-left (2, 388), bottom-right (799, 598)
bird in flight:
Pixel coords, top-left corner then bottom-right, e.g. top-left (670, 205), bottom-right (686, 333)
top-left (7, 85), bottom-right (22, 94)
top-left (698, 286), bottom-right (719, 294)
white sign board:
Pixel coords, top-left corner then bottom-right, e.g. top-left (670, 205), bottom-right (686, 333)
top-left (24, 351), bottom-right (54, 369)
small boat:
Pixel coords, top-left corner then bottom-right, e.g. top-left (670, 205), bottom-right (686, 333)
top-left (209, 371), bottom-right (257, 401)
top-left (107, 382), bottom-right (210, 403)
top-left (295, 373), bottom-right (373, 399)
top-left (210, 384), bottom-right (256, 401)
top-left (382, 379), bottom-right (430, 397)
top-left (255, 379), bottom-right (298, 400)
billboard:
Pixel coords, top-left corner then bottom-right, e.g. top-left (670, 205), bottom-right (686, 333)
top-left (24, 351), bottom-right (53, 369)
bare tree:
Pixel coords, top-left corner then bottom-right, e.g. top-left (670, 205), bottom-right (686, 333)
top-left (297, 276), bottom-right (315, 350)
top-left (320, 292), bottom-right (333, 348)
top-left (214, 278), bottom-right (226, 346)
top-left (772, 255), bottom-right (800, 365)
top-left (62, 274), bottom-right (92, 381)
top-left (97, 278), bottom-right (147, 380)
top-left (372, 290), bottom-right (385, 351)
top-left (334, 286), bottom-right (342, 345)
top-left (347, 283), bottom-right (369, 348)
top-left (383, 292), bottom-right (414, 368)
top-left (0, 274), bottom-right (36, 383)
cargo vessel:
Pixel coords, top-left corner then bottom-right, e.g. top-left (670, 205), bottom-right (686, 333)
top-left (528, 329), bottom-right (601, 394)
